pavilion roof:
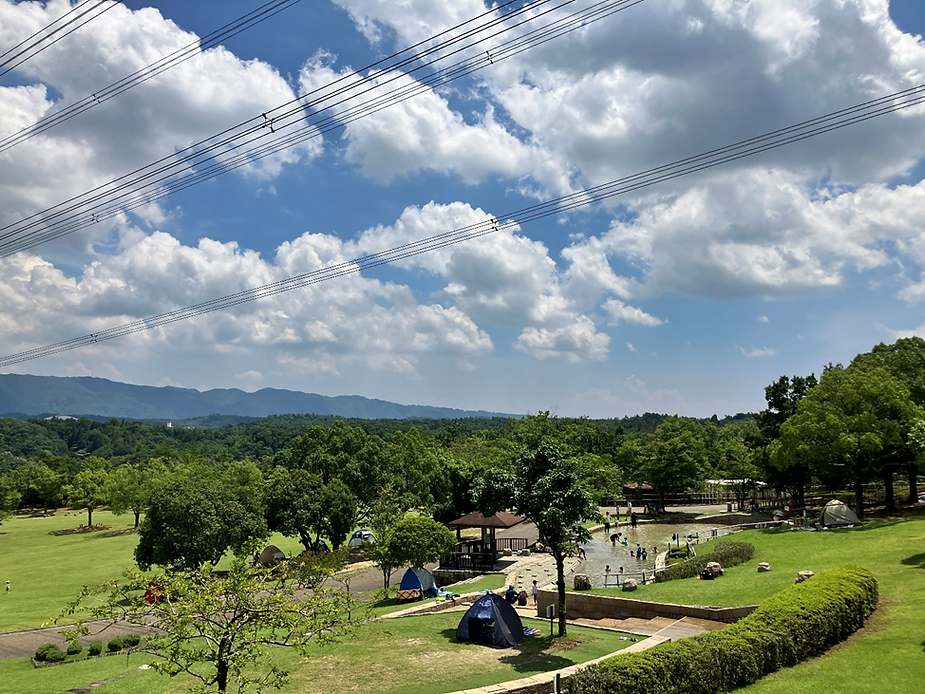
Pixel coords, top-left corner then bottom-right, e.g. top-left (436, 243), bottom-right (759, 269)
top-left (447, 511), bottom-right (525, 529)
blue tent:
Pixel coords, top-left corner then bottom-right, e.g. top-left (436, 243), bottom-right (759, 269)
top-left (397, 567), bottom-right (438, 601)
top-left (456, 593), bottom-right (525, 647)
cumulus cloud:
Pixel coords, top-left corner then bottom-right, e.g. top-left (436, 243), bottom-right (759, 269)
top-left (601, 299), bottom-right (664, 327)
top-left (514, 316), bottom-right (610, 363)
top-left (0, 0), bottom-right (319, 251)
top-left (756, 315), bottom-right (769, 323)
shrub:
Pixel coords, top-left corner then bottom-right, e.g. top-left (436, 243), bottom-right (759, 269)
top-left (66, 641), bottom-right (83, 656)
top-left (122, 633), bottom-right (141, 648)
top-left (88, 640), bottom-right (103, 656)
top-left (34, 643), bottom-right (66, 662)
top-left (107, 637), bottom-right (123, 652)
top-left (569, 564), bottom-right (878, 694)
top-left (655, 541), bottom-right (755, 582)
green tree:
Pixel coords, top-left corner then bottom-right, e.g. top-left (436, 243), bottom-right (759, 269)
top-left (385, 513), bottom-right (456, 569)
top-left (367, 484), bottom-right (407, 590)
top-left (135, 470), bottom-right (267, 569)
top-left (60, 558), bottom-right (357, 694)
top-left (107, 463), bottom-right (159, 529)
top-left (64, 466), bottom-right (110, 527)
top-left (775, 367), bottom-right (922, 518)
top-left (852, 337), bottom-right (925, 502)
top-left (639, 417), bottom-right (706, 503)
top-left (24, 462), bottom-right (64, 516)
top-left (320, 477), bottom-right (357, 550)
top-left (474, 441), bottom-right (599, 637)
top-left (264, 466), bottom-right (325, 552)
top-left (0, 474), bottom-right (20, 526)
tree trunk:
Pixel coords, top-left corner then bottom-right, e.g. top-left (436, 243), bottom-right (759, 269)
top-left (554, 551), bottom-right (567, 638)
top-left (854, 473), bottom-right (865, 521)
top-left (133, 508), bottom-right (140, 529)
top-left (216, 659), bottom-right (228, 694)
top-left (908, 465), bottom-right (919, 504)
top-left (883, 469), bottom-right (895, 511)
top-left (87, 506), bottom-right (93, 527)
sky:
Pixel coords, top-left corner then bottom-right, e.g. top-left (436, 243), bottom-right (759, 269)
top-left (2, 0), bottom-right (925, 418)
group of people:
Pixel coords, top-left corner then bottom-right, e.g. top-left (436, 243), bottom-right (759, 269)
top-left (603, 509), bottom-right (639, 535)
top-left (503, 579), bottom-right (540, 606)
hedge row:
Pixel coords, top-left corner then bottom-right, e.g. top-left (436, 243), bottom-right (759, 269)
top-left (655, 541), bottom-right (755, 583)
top-left (569, 564), bottom-right (878, 694)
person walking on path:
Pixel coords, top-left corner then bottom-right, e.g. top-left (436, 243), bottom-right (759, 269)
top-left (531, 580), bottom-right (539, 605)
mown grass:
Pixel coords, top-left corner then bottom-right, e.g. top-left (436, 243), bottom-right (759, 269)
top-left (584, 510), bottom-right (925, 694)
top-left (0, 613), bottom-right (634, 694)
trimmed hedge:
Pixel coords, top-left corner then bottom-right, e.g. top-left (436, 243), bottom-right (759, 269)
top-left (122, 633), bottom-right (141, 648)
top-left (655, 541), bottom-right (755, 583)
top-left (88, 640), bottom-right (103, 656)
top-left (569, 564), bottom-right (878, 694)
top-left (106, 637), bottom-right (123, 653)
top-left (34, 643), bottom-right (66, 662)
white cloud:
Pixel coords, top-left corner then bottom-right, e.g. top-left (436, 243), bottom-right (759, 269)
top-left (601, 299), bottom-right (664, 327)
top-left (626, 342), bottom-right (636, 352)
top-left (0, 0), bottom-right (319, 252)
top-left (514, 316), bottom-right (610, 363)
top-left (756, 315), bottom-right (769, 323)
top-left (740, 347), bottom-right (776, 358)
top-left (64, 361), bottom-right (123, 381)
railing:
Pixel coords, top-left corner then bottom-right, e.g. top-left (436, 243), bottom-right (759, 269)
top-left (496, 537), bottom-right (528, 553)
top-left (439, 552), bottom-right (495, 571)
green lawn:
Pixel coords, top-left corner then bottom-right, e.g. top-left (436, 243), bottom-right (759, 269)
top-left (0, 613), bottom-right (634, 694)
top-left (0, 510), bottom-right (308, 632)
top-left (584, 511), bottom-right (925, 694)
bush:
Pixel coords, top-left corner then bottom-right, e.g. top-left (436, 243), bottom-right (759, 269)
top-left (569, 564), bottom-right (878, 694)
top-left (655, 541), bottom-right (755, 582)
top-left (34, 643), bottom-right (66, 662)
top-left (122, 633), bottom-right (141, 648)
top-left (88, 640), bottom-right (103, 656)
top-left (66, 641), bottom-right (83, 656)
top-left (107, 637), bottom-right (123, 652)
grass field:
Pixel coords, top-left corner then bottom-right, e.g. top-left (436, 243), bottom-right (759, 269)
top-left (0, 613), bottom-right (634, 694)
top-left (586, 509), bottom-right (925, 694)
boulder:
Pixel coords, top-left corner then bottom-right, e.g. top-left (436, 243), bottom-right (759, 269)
top-left (573, 574), bottom-right (592, 591)
top-left (706, 561), bottom-right (724, 577)
top-left (757, 562), bottom-right (771, 573)
top-left (795, 570), bottom-right (815, 584)
top-left (622, 578), bottom-right (638, 592)
top-left (502, 548), bottom-right (513, 557)
top-left (522, 549), bottom-right (531, 556)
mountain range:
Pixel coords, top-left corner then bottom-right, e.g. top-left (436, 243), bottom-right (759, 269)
top-left (0, 374), bottom-right (511, 421)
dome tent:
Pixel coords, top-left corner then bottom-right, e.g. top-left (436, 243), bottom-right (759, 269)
top-left (348, 529), bottom-right (376, 548)
top-left (456, 593), bottom-right (525, 647)
top-left (397, 567), bottom-right (438, 601)
top-left (257, 545), bottom-right (285, 567)
top-left (820, 499), bottom-right (861, 527)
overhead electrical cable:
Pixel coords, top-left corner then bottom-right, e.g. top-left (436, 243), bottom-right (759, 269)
top-left (0, 0), bottom-right (123, 78)
top-left (0, 0), bottom-right (649, 256)
top-left (0, 0), bottom-right (303, 154)
top-left (2, 83), bottom-right (924, 368)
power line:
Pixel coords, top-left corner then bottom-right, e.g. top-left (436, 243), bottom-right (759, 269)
top-left (0, 0), bottom-right (123, 78)
top-left (0, 0), bottom-right (303, 154)
top-left (2, 82), bottom-right (923, 368)
top-left (0, 0), bottom-right (647, 256)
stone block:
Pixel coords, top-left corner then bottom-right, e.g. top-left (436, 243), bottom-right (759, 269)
top-left (622, 578), bottom-right (638, 591)
top-left (706, 561), bottom-right (724, 576)
top-left (795, 570), bottom-right (815, 584)
top-left (758, 562), bottom-right (771, 573)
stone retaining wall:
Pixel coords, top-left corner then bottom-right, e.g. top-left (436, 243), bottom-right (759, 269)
top-left (536, 589), bottom-right (756, 623)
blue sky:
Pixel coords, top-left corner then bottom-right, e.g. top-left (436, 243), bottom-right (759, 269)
top-left (2, 0), bottom-right (925, 417)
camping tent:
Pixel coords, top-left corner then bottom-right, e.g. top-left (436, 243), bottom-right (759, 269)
top-left (456, 593), bottom-right (525, 647)
top-left (348, 529), bottom-right (376, 548)
top-left (820, 499), bottom-right (861, 527)
top-left (257, 544), bottom-right (285, 567)
top-left (397, 567), bottom-right (438, 601)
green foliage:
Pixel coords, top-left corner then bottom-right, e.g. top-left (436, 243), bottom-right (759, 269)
top-left (654, 542), bottom-right (755, 582)
top-left (640, 416), bottom-right (707, 500)
top-left (106, 637), bottom-right (123, 652)
top-left (88, 640), bottom-right (103, 656)
top-left (34, 643), bottom-right (66, 662)
top-left (570, 564), bottom-right (878, 694)
top-left (59, 557), bottom-right (358, 694)
top-left (64, 464), bottom-right (110, 526)
top-left (384, 513), bottom-right (456, 568)
top-left (66, 641), bottom-right (83, 655)
top-left (122, 633), bottom-right (141, 648)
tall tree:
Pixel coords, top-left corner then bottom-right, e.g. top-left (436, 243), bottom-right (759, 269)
top-left (264, 466), bottom-right (325, 552)
top-left (474, 441), bottom-right (599, 637)
top-left (384, 513), bottom-right (456, 569)
top-left (775, 367), bottom-right (922, 518)
top-left (64, 465), bottom-right (110, 527)
top-left (107, 463), bottom-right (159, 529)
top-left (852, 337), bottom-right (925, 502)
top-left (639, 417), bottom-right (706, 503)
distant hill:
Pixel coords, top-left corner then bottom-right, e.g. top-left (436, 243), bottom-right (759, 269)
top-left (0, 374), bottom-right (513, 421)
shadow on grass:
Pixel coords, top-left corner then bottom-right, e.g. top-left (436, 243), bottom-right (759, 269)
top-left (437, 628), bottom-right (578, 674)
top-left (48, 526), bottom-right (136, 539)
top-left (900, 553), bottom-right (925, 569)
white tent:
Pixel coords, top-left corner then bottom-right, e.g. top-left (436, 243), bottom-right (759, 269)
top-left (819, 499), bottom-right (861, 527)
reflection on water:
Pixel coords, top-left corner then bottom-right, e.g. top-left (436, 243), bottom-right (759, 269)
top-left (579, 521), bottom-right (720, 585)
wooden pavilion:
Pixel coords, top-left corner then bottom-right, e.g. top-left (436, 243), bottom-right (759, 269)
top-left (440, 511), bottom-right (528, 572)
